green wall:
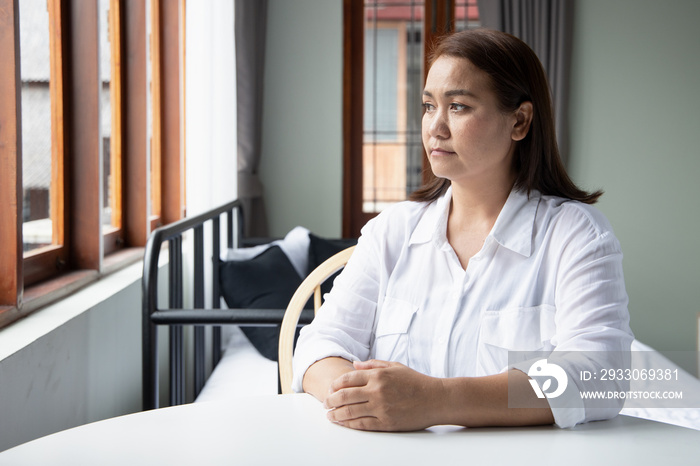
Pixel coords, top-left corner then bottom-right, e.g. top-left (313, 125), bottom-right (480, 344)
top-left (260, 0), bottom-right (343, 238)
top-left (568, 0), bottom-right (700, 357)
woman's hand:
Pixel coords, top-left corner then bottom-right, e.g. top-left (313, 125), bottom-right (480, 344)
top-left (323, 359), bottom-right (445, 431)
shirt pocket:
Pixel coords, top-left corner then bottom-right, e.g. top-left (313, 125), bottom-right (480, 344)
top-left (476, 305), bottom-right (556, 376)
top-left (370, 296), bottom-right (418, 364)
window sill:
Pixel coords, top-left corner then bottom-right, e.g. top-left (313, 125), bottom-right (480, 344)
top-left (0, 255), bottom-right (146, 362)
top-left (0, 248), bottom-right (144, 329)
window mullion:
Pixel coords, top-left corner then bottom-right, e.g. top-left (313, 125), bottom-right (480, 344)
top-left (67, 0), bottom-right (103, 271)
top-left (49, 0), bottom-right (66, 250)
top-left (123, 0), bottom-right (150, 247)
top-left (341, 0), bottom-right (365, 238)
top-left (109, 0), bottom-right (123, 232)
top-left (103, 0), bottom-right (124, 257)
top-left (0, 0), bottom-right (23, 310)
top-left (160, 0), bottom-right (184, 225)
top-left (149, 0), bottom-right (162, 223)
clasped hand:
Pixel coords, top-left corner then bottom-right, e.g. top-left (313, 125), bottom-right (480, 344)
top-left (323, 359), bottom-right (444, 432)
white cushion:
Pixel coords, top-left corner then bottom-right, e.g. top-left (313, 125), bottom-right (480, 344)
top-left (195, 326), bottom-right (278, 402)
top-left (225, 226), bottom-right (310, 278)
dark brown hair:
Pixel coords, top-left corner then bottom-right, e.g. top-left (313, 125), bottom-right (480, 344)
top-left (410, 29), bottom-right (601, 204)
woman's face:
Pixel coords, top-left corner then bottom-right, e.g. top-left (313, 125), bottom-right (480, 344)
top-left (421, 56), bottom-right (522, 188)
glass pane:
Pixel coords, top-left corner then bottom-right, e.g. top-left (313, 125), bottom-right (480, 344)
top-left (454, 0), bottom-right (480, 31)
top-left (99, 0), bottom-right (116, 230)
top-left (20, 0), bottom-right (54, 253)
top-left (363, 0), bottom-right (424, 213)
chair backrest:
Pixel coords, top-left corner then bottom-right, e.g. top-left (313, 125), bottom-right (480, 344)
top-left (278, 245), bottom-right (356, 394)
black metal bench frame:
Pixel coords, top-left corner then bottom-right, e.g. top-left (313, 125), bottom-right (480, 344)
top-left (141, 200), bottom-right (313, 410)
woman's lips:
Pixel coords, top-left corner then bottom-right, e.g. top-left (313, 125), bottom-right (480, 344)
top-left (430, 148), bottom-right (456, 156)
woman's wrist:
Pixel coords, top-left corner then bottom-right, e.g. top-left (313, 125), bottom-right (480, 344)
top-left (425, 376), bottom-right (454, 426)
top-left (302, 357), bottom-right (355, 402)
top-left (432, 376), bottom-right (467, 426)
top-left (433, 372), bottom-right (554, 428)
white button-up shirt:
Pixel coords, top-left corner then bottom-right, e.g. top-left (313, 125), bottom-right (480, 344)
top-left (292, 187), bottom-right (634, 428)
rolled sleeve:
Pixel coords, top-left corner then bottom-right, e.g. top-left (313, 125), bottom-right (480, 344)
top-left (511, 349), bottom-right (631, 428)
top-left (509, 358), bottom-right (586, 428)
top-left (291, 221), bottom-right (381, 393)
top-left (545, 213), bottom-right (634, 426)
top-left (291, 336), bottom-right (361, 393)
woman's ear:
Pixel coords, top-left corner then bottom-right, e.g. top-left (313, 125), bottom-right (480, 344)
top-left (511, 101), bottom-right (533, 141)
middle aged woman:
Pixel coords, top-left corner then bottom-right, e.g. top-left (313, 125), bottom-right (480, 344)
top-left (292, 29), bottom-right (633, 431)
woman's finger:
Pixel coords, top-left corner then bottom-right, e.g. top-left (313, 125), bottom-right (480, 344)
top-left (328, 368), bottom-right (371, 393)
top-left (326, 401), bottom-right (375, 423)
top-left (324, 386), bottom-right (370, 410)
top-left (353, 359), bottom-right (392, 370)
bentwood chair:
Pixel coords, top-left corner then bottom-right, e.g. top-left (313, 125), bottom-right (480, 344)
top-left (278, 246), bottom-right (356, 394)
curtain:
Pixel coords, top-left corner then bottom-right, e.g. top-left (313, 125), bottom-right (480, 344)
top-left (235, 0), bottom-right (269, 237)
top-left (185, 0), bottom-right (237, 217)
top-left (477, 0), bottom-right (573, 164)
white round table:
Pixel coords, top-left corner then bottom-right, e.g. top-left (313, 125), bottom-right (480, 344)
top-left (1, 394), bottom-right (698, 465)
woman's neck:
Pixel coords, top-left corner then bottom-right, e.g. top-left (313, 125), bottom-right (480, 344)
top-left (448, 173), bottom-right (515, 230)
top-left (445, 173), bottom-right (515, 269)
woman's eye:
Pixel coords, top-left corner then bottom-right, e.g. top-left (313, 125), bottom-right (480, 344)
top-left (450, 103), bottom-right (468, 111)
top-left (422, 102), bottom-right (435, 112)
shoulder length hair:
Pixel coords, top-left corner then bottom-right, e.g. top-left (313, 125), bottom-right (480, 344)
top-left (410, 29), bottom-right (601, 204)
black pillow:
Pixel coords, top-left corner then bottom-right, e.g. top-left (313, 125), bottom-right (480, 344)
top-left (307, 234), bottom-right (358, 296)
top-left (220, 245), bottom-right (305, 361)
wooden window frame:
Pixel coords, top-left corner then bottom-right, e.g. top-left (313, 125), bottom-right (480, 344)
top-left (0, 0), bottom-right (24, 313)
top-left (123, 0), bottom-right (185, 245)
top-left (22, 0), bottom-right (68, 286)
top-left (159, 0), bottom-right (184, 225)
top-left (362, 20), bottom-right (409, 211)
top-left (150, 0), bottom-right (162, 228)
top-left (0, 0), bottom-right (185, 328)
top-left (104, 0), bottom-right (125, 256)
top-left (342, 0), bottom-right (459, 238)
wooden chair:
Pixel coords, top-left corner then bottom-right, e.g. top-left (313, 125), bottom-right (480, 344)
top-left (278, 246), bottom-right (356, 394)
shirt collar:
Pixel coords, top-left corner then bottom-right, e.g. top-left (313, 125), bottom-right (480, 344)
top-left (408, 186), bottom-right (540, 257)
top-left (408, 187), bottom-right (452, 247)
top-left (490, 188), bottom-right (540, 257)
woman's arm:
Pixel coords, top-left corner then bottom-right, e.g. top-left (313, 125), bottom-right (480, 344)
top-left (323, 360), bottom-right (553, 431)
top-left (292, 216), bottom-right (386, 393)
top-left (302, 357), bottom-right (356, 402)
top-left (440, 367), bottom-right (554, 427)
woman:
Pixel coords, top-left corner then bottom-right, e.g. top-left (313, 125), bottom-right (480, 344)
top-left (293, 29), bottom-right (633, 431)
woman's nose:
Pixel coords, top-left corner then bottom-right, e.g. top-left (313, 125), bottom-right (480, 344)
top-left (427, 111), bottom-right (449, 139)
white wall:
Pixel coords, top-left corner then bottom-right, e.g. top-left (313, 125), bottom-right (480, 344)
top-left (568, 0), bottom-right (700, 358)
top-left (0, 264), bottom-right (144, 452)
top-left (260, 0), bottom-right (343, 238)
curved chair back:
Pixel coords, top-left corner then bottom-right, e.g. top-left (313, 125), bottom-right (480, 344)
top-left (278, 246), bottom-right (356, 394)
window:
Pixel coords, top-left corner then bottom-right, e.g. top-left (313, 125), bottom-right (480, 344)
top-left (100, 0), bottom-right (123, 245)
top-left (19, 0), bottom-right (59, 254)
top-left (18, 0), bottom-right (66, 287)
top-left (343, 0), bottom-right (479, 237)
top-left (0, 0), bottom-right (185, 328)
